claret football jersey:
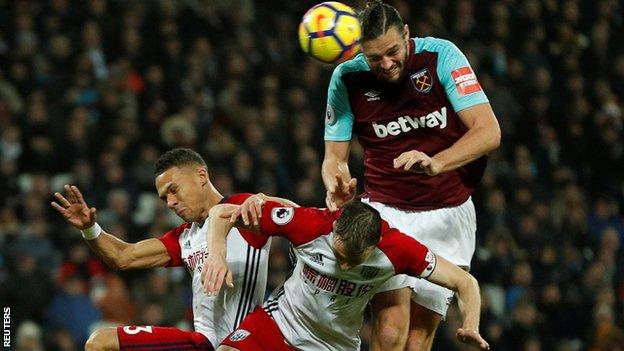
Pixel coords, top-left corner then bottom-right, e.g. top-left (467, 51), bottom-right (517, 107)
top-left (325, 37), bottom-right (490, 210)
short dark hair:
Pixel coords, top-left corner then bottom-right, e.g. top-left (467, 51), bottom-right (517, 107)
top-left (154, 148), bottom-right (207, 176)
top-left (334, 200), bottom-right (382, 256)
top-left (360, 0), bottom-right (404, 42)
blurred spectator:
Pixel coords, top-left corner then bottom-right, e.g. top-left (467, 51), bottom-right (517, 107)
top-left (15, 320), bottom-right (44, 351)
top-left (0, 252), bottom-right (53, 325)
top-left (46, 275), bottom-right (101, 345)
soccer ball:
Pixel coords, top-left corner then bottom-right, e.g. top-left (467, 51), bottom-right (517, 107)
top-left (298, 2), bottom-right (361, 64)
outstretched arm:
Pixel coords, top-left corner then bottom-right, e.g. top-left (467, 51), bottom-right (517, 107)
top-left (426, 256), bottom-right (489, 350)
top-left (51, 185), bottom-right (171, 270)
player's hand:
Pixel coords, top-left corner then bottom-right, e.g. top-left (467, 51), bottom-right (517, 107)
top-left (233, 193), bottom-right (266, 226)
top-left (217, 205), bottom-right (239, 222)
top-left (393, 150), bottom-right (443, 176)
top-left (456, 328), bottom-right (490, 350)
top-left (51, 184), bottom-right (97, 230)
top-left (325, 174), bottom-right (357, 211)
top-left (201, 250), bottom-right (233, 296)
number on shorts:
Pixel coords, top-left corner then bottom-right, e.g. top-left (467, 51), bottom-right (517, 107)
top-left (123, 326), bottom-right (153, 335)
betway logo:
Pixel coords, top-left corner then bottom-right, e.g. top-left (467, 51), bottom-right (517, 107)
top-left (372, 107), bottom-right (447, 138)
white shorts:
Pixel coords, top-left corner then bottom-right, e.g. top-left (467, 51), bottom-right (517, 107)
top-left (363, 197), bottom-right (477, 316)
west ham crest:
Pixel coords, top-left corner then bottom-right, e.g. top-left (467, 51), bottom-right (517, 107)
top-left (410, 69), bottom-right (433, 93)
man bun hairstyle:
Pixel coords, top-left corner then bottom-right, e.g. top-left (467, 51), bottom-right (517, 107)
top-left (154, 147), bottom-right (207, 176)
top-left (360, 0), bottom-right (405, 42)
top-left (334, 199), bottom-right (382, 256)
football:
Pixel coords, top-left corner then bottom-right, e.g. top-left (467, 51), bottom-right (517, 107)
top-left (298, 2), bottom-right (362, 64)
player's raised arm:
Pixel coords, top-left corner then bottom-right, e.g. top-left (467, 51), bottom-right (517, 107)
top-left (425, 257), bottom-right (489, 350)
top-left (51, 184), bottom-right (171, 270)
top-left (323, 62), bottom-right (358, 211)
top-left (322, 141), bottom-right (357, 211)
top-left (201, 203), bottom-right (250, 296)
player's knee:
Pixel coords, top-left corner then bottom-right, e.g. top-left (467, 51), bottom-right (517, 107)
top-left (376, 324), bottom-right (404, 350)
top-left (373, 313), bottom-right (409, 350)
top-left (405, 329), bottom-right (435, 351)
top-left (371, 290), bottom-right (411, 350)
top-left (85, 328), bottom-right (118, 351)
top-left (405, 311), bottom-right (439, 351)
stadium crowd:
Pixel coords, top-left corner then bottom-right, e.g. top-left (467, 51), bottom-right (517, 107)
top-left (0, 0), bottom-right (622, 350)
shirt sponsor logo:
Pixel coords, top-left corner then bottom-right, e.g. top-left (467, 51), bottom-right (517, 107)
top-left (271, 207), bottom-right (294, 225)
top-left (410, 69), bottom-right (433, 93)
top-left (183, 248), bottom-right (208, 272)
top-left (372, 107), bottom-right (447, 138)
top-left (451, 66), bottom-right (482, 96)
top-left (229, 329), bottom-right (251, 341)
top-left (302, 263), bottom-right (375, 297)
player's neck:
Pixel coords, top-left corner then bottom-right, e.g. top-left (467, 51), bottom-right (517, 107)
top-left (206, 187), bottom-right (225, 217)
top-left (196, 184), bottom-right (224, 223)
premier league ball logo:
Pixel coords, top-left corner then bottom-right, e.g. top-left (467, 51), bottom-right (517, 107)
top-left (271, 207), bottom-right (294, 225)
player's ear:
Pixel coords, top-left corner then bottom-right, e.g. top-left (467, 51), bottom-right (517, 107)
top-left (403, 24), bottom-right (409, 41)
top-left (332, 221), bottom-right (337, 231)
top-left (197, 167), bottom-right (209, 186)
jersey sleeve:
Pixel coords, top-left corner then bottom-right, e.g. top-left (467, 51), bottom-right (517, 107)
top-left (377, 223), bottom-right (437, 279)
top-left (222, 193), bottom-right (254, 205)
top-left (158, 223), bottom-right (191, 267)
top-left (257, 201), bottom-right (336, 246)
top-left (434, 39), bottom-right (489, 112)
top-left (222, 193), bottom-right (270, 249)
top-left (324, 64), bottom-right (354, 141)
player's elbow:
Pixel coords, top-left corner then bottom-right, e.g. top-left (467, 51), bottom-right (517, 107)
top-left (456, 272), bottom-right (479, 296)
top-left (106, 257), bottom-right (127, 271)
top-left (490, 124), bottom-right (501, 151)
top-left (109, 249), bottom-right (134, 271)
top-left (377, 325), bottom-right (405, 350)
top-left (485, 115), bottom-right (502, 151)
top-left (476, 116), bottom-right (501, 154)
top-left (85, 328), bottom-right (117, 351)
top-left (208, 204), bottom-right (231, 218)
